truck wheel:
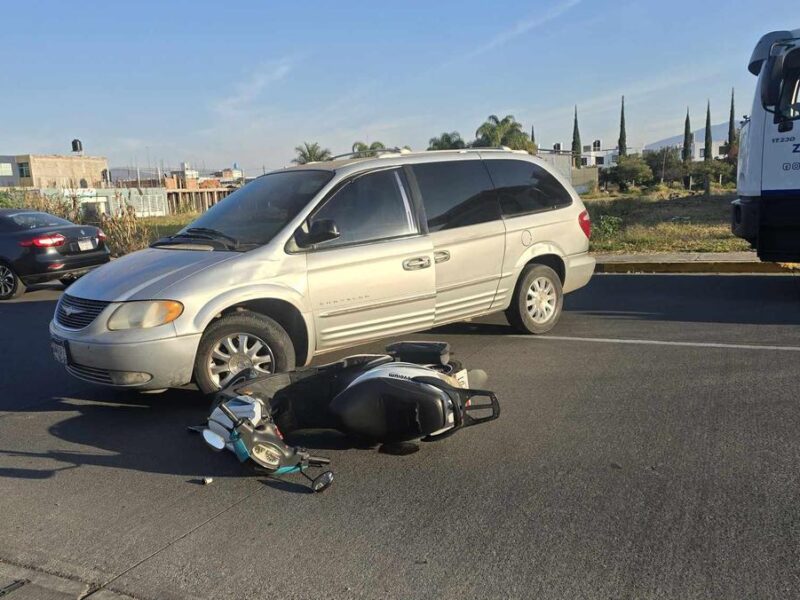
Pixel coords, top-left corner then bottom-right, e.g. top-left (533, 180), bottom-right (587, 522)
top-left (505, 264), bottom-right (563, 334)
top-left (194, 311), bottom-right (295, 395)
top-left (0, 263), bottom-right (25, 301)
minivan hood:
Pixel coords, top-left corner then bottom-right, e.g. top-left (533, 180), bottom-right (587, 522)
top-left (67, 248), bottom-right (240, 301)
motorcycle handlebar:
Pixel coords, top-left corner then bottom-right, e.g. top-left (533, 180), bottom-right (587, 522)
top-left (216, 402), bottom-right (243, 427)
top-left (306, 455), bottom-right (330, 466)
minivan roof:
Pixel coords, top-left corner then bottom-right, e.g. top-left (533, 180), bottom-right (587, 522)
top-left (277, 147), bottom-right (536, 174)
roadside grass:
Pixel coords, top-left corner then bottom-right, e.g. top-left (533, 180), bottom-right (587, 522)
top-left (140, 213), bottom-right (197, 241)
top-left (584, 193), bottom-right (751, 254)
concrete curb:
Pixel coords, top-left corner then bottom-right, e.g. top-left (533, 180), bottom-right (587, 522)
top-left (595, 261), bottom-right (795, 274)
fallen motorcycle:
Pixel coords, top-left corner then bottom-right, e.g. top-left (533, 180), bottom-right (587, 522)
top-left (199, 341), bottom-right (500, 493)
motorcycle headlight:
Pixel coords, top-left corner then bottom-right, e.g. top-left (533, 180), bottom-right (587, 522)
top-left (107, 300), bottom-right (184, 331)
top-left (251, 443), bottom-right (282, 468)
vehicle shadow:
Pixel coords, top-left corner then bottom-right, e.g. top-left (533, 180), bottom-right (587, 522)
top-left (432, 274), bottom-right (800, 335)
top-left (0, 388), bottom-right (365, 482)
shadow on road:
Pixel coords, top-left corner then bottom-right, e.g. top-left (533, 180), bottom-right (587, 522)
top-left (0, 387), bottom-right (364, 482)
top-left (567, 274), bottom-right (800, 326)
top-left (434, 274), bottom-right (800, 336)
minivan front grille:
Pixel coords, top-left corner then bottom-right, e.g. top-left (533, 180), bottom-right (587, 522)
top-left (56, 294), bottom-right (110, 330)
top-left (66, 363), bottom-right (114, 385)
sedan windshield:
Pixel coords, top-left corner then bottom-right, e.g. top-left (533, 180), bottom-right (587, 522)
top-left (175, 170), bottom-right (333, 248)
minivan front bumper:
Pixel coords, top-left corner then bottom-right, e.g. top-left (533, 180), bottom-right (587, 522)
top-left (50, 320), bottom-right (201, 389)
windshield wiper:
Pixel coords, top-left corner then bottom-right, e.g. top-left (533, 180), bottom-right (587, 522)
top-left (184, 227), bottom-right (240, 248)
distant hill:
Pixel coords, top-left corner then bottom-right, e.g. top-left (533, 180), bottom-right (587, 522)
top-left (644, 122), bottom-right (730, 151)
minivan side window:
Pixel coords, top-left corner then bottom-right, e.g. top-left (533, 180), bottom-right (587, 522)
top-left (411, 161), bottom-right (500, 231)
top-left (308, 169), bottom-right (417, 248)
top-left (484, 159), bottom-right (573, 217)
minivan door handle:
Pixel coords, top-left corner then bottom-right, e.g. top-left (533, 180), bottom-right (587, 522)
top-left (402, 256), bottom-right (432, 271)
top-left (434, 250), bottom-right (451, 264)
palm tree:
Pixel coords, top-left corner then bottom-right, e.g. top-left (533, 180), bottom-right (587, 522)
top-left (351, 141), bottom-right (386, 157)
top-left (474, 115), bottom-right (534, 151)
top-left (292, 142), bottom-right (332, 164)
top-left (428, 132), bottom-right (466, 150)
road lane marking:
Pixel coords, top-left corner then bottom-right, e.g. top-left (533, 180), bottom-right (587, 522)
top-left (514, 335), bottom-right (800, 352)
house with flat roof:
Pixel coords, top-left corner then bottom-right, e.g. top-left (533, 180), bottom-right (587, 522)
top-left (0, 154), bottom-right (109, 188)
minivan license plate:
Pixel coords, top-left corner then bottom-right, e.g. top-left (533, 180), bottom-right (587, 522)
top-left (78, 239), bottom-right (94, 251)
top-left (51, 338), bottom-right (68, 365)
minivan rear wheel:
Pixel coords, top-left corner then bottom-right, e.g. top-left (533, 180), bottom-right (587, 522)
top-left (505, 264), bottom-right (563, 334)
top-left (194, 311), bottom-right (296, 395)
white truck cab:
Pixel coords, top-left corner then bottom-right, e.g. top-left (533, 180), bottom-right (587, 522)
top-left (732, 28), bottom-right (800, 261)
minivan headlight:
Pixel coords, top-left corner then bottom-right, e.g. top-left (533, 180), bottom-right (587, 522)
top-left (107, 300), bottom-right (184, 330)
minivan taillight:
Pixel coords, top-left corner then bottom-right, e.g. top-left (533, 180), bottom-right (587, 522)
top-left (19, 233), bottom-right (66, 248)
top-left (578, 210), bottom-right (591, 238)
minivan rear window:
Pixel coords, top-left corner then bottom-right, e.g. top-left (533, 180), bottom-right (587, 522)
top-left (484, 159), bottom-right (573, 217)
top-left (411, 161), bottom-right (500, 231)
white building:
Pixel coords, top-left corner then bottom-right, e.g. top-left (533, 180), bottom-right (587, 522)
top-left (545, 140), bottom-right (635, 170)
top-left (643, 123), bottom-right (729, 161)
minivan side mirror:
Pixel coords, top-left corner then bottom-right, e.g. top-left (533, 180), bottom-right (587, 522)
top-left (298, 219), bottom-right (340, 247)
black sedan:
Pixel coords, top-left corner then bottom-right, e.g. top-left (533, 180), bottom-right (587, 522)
top-left (0, 209), bottom-right (110, 300)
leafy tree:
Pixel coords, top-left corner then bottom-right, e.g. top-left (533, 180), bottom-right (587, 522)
top-left (351, 141), bottom-right (386, 157)
top-left (292, 142), bottom-right (332, 164)
top-left (571, 106), bottom-right (582, 168)
top-left (643, 147), bottom-right (683, 184)
top-left (474, 114), bottom-right (535, 151)
top-left (610, 154), bottom-right (653, 191)
top-left (618, 96), bottom-right (627, 157)
top-left (682, 108), bottom-right (693, 164)
top-left (428, 132), bottom-right (466, 150)
top-left (691, 158), bottom-right (734, 187)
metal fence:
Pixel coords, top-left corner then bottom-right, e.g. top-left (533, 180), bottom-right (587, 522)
top-left (38, 187), bottom-right (169, 217)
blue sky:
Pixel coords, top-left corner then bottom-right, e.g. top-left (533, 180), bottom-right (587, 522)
top-left (0, 0), bottom-right (793, 172)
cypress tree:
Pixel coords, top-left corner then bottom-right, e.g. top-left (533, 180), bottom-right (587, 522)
top-left (704, 101), bottom-right (713, 195)
top-left (571, 106), bottom-right (582, 169)
top-left (530, 125), bottom-right (536, 146)
top-left (682, 108), bottom-right (692, 163)
top-left (727, 88), bottom-right (736, 151)
top-left (618, 96), bottom-right (627, 157)
top-left (704, 101), bottom-right (712, 162)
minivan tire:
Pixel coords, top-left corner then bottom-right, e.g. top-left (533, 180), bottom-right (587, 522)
top-left (194, 310), bottom-right (296, 395)
top-left (505, 264), bottom-right (563, 334)
top-left (0, 262), bottom-right (25, 301)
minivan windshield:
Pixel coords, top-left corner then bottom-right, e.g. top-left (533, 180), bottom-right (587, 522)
top-left (170, 170), bottom-right (333, 249)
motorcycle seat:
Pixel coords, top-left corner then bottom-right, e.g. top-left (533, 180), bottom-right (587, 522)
top-left (329, 377), bottom-right (449, 442)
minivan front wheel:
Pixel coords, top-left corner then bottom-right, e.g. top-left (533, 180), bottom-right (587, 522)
top-left (506, 264), bottom-right (563, 334)
top-left (194, 311), bottom-right (296, 395)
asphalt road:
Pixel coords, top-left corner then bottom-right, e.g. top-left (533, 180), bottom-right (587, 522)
top-left (1, 274), bottom-right (800, 599)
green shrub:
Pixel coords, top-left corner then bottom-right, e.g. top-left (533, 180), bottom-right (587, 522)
top-left (595, 214), bottom-right (623, 237)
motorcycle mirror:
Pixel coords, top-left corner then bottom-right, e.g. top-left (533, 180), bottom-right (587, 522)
top-left (202, 429), bottom-right (226, 452)
top-left (311, 471), bottom-right (334, 493)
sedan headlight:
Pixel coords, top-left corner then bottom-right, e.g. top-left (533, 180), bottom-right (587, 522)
top-left (107, 300), bottom-right (184, 331)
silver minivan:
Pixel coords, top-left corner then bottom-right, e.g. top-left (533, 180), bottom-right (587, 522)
top-left (50, 149), bottom-right (594, 394)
